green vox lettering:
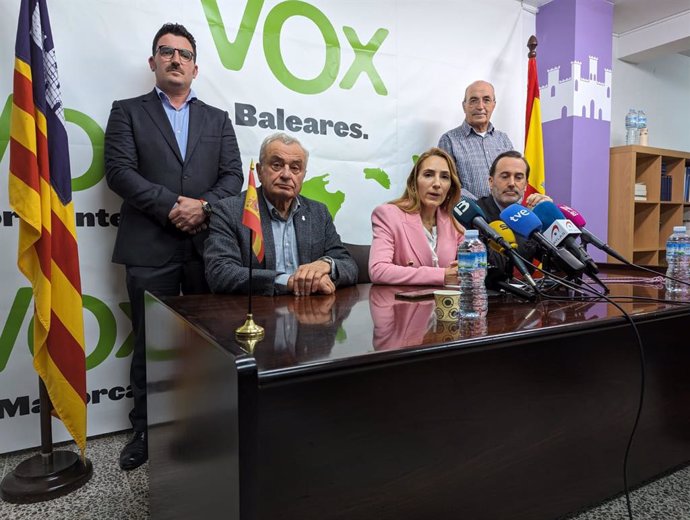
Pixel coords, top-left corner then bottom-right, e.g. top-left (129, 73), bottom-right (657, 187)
top-left (201, 0), bottom-right (389, 95)
top-left (0, 288), bottom-right (131, 373)
top-left (0, 288), bottom-right (32, 372)
top-left (0, 94), bottom-right (105, 191)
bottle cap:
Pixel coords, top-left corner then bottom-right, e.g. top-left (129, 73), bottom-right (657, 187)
top-left (673, 226), bottom-right (687, 233)
top-left (465, 229), bottom-right (479, 238)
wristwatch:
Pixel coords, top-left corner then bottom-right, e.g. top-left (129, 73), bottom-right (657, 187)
top-left (200, 199), bottom-right (212, 218)
top-left (320, 256), bottom-right (335, 276)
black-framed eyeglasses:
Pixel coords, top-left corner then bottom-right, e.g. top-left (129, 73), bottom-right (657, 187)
top-left (156, 45), bottom-right (195, 63)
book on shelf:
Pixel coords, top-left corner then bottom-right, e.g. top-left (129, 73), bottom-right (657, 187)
top-left (660, 174), bottom-right (672, 201)
top-left (685, 166), bottom-right (690, 202)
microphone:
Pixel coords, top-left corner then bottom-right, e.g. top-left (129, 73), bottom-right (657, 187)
top-left (557, 204), bottom-right (628, 264)
top-left (499, 203), bottom-right (586, 277)
top-left (531, 201), bottom-right (599, 274)
top-left (487, 220), bottom-right (537, 289)
top-left (452, 197), bottom-right (512, 252)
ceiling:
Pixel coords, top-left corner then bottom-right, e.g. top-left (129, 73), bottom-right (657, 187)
top-left (521, 0), bottom-right (690, 62)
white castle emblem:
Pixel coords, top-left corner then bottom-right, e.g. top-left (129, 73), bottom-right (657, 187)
top-left (539, 56), bottom-right (612, 123)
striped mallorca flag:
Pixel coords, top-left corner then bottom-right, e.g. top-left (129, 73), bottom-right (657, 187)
top-left (9, 0), bottom-right (87, 455)
top-left (523, 36), bottom-right (546, 201)
top-left (242, 160), bottom-right (265, 263)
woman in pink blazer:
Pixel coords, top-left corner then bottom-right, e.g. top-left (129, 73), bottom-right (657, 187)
top-left (369, 147), bottom-right (465, 286)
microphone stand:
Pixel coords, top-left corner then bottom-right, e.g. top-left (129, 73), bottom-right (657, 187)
top-left (485, 266), bottom-right (537, 302)
top-left (491, 279), bottom-right (538, 301)
top-left (571, 240), bottom-right (610, 294)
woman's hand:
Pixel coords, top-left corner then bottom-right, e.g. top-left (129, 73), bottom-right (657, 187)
top-left (444, 261), bottom-right (459, 285)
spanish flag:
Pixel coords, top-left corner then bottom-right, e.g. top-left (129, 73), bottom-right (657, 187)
top-left (242, 160), bottom-right (264, 263)
top-left (9, 0), bottom-right (87, 455)
top-left (523, 36), bottom-right (546, 200)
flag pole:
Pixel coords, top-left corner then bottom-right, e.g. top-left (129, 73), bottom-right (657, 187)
top-left (248, 230), bottom-right (253, 315)
top-left (0, 379), bottom-right (93, 503)
top-left (235, 227), bottom-right (265, 342)
top-left (2, 0), bottom-right (92, 503)
top-left (523, 34), bottom-right (547, 202)
top-left (528, 34), bottom-right (537, 58)
top-left (236, 160), bottom-right (265, 343)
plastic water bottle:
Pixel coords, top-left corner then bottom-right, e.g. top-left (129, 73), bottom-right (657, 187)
top-left (665, 226), bottom-right (690, 295)
top-left (637, 110), bottom-right (648, 146)
top-left (457, 229), bottom-right (488, 318)
top-left (459, 316), bottom-right (488, 337)
top-left (625, 109), bottom-right (638, 145)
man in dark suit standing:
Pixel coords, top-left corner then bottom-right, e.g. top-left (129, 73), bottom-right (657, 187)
top-left (205, 132), bottom-right (357, 296)
top-left (105, 23), bottom-right (243, 470)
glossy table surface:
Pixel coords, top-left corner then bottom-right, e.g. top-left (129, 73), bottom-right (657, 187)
top-left (148, 266), bottom-right (690, 520)
top-left (158, 267), bottom-right (688, 378)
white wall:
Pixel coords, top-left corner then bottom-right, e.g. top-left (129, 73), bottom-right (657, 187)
top-left (611, 36), bottom-right (690, 152)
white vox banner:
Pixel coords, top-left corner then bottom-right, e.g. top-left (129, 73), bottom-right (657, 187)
top-left (0, 0), bottom-right (533, 453)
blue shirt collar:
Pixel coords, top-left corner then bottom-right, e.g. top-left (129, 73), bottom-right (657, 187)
top-left (155, 87), bottom-right (197, 108)
top-left (262, 191), bottom-right (301, 221)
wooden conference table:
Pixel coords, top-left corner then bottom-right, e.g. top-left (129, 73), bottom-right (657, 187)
top-left (145, 267), bottom-right (690, 520)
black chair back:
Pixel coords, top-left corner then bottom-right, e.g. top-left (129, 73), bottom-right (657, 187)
top-left (344, 243), bottom-right (371, 284)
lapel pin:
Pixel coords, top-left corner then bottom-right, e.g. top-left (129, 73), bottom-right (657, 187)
top-left (302, 215), bottom-right (305, 221)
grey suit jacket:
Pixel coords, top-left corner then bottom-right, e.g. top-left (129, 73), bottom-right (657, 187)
top-left (205, 187), bottom-right (358, 295)
top-left (105, 89), bottom-right (243, 267)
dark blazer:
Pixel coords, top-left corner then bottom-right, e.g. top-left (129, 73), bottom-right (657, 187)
top-left (205, 187), bottom-right (358, 295)
top-left (105, 89), bottom-right (243, 266)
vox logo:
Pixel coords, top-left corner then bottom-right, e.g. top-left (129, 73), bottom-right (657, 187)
top-left (201, 0), bottom-right (390, 95)
top-left (0, 288), bottom-right (133, 373)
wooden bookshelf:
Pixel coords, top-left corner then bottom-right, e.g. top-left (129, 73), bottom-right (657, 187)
top-left (608, 145), bottom-right (690, 266)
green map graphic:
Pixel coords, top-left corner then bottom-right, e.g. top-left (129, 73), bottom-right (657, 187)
top-left (303, 168), bottom-right (392, 219)
top-left (301, 174), bottom-right (346, 218)
top-left (363, 168), bottom-right (391, 189)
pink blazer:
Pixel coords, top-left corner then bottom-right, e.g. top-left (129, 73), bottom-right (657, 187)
top-left (369, 204), bottom-right (464, 286)
top-left (369, 285), bottom-right (436, 350)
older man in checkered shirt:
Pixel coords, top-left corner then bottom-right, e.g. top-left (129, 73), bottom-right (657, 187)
top-left (438, 80), bottom-right (514, 201)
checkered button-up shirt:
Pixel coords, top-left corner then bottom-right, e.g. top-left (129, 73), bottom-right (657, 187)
top-left (438, 120), bottom-right (514, 200)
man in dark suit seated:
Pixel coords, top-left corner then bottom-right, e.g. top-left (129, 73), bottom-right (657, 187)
top-left (476, 150), bottom-right (551, 271)
top-left (105, 23), bottom-right (243, 471)
top-left (205, 132), bottom-right (358, 296)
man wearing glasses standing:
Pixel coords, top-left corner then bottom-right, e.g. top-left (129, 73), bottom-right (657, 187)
top-left (438, 80), bottom-right (514, 200)
top-left (204, 132), bottom-right (358, 296)
top-left (105, 23), bottom-right (243, 470)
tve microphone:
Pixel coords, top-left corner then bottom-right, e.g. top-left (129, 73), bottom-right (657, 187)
top-left (452, 197), bottom-right (512, 252)
top-left (488, 220), bottom-right (537, 288)
top-left (557, 204), bottom-right (628, 264)
top-left (532, 201), bottom-right (599, 274)
top-left (499, 203), bottom-right (586, 276)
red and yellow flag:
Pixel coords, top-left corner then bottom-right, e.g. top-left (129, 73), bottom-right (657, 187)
top-left (523, 45), bottom-right (546, 200)
top-left (242, 160), bottom-right (264, 262)
top-left (9, 0), bottom-right (87, 455)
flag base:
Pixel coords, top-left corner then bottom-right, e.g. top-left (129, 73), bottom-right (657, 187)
top-left (0, 450), bottom-right (92, 503)
top-left (235, 313), bottom-right (265, 340)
